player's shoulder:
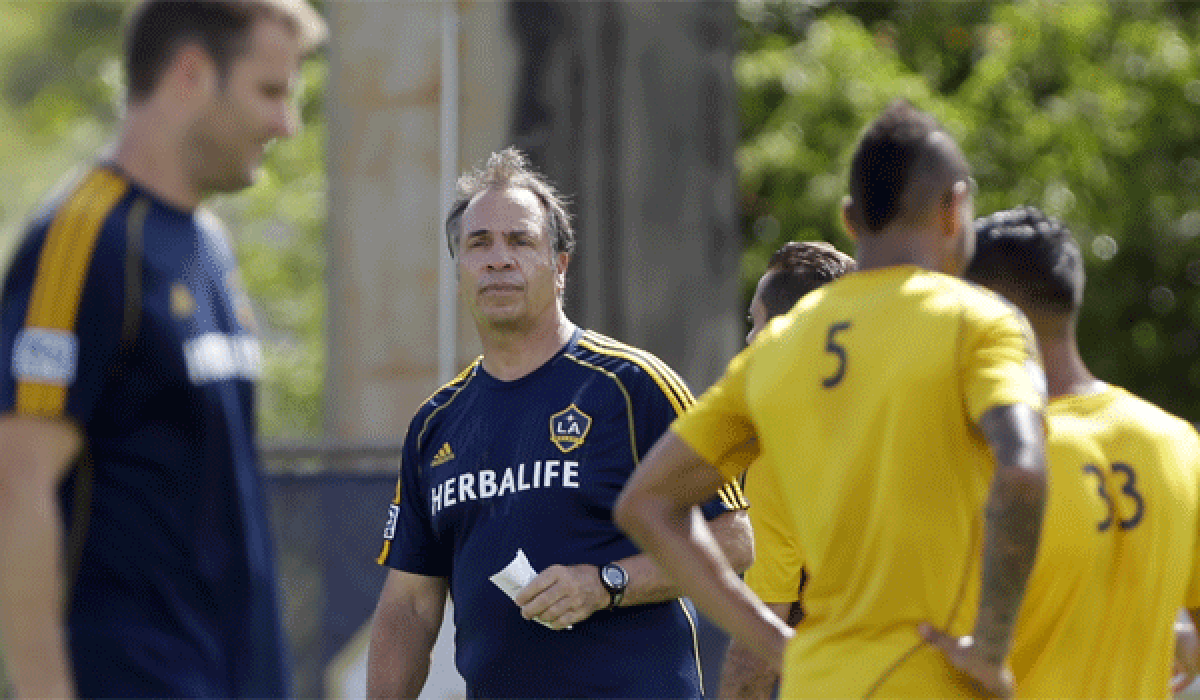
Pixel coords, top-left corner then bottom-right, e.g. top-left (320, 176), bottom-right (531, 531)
top-left (1107, 386), bottom-right (1199, 443)
top-left (918, 271), bottom-right (1020, 320)
top-left (572, 329), bottom-right (694, 405)
top-left (24, 165), bottom-right (132, 246)
top-left (407, 357), bottom-right (483, 449)
top-left (7, 166), bottom-right (134, 285)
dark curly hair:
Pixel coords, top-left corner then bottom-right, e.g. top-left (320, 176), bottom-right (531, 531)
top-left (760, 241), bottom-right (857, 319)
top-left (966, 206), bottom-right (1085, 314)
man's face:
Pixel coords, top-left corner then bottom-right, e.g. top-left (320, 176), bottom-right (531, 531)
top-left (745, 272), bottom-right (772, 345)
top-left (187, 18), bottom-right (303, 194)
top-left (458, 186), bottom-right (568, 333)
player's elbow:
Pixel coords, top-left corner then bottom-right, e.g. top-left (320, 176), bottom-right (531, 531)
top-left (613, 485), bottom-right (662, 547)
top-left (993, 439), bottom-right (1048, 507)
top-left (612, 487), bottom-right (640, 538)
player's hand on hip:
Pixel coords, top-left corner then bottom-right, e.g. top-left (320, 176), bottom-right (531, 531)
top-left (918, 623), bottom-right (1015, 699)
top-left (514, 563), bottom-right (608, 629)
top-left (1173, 615), bottom-right (1200, 694)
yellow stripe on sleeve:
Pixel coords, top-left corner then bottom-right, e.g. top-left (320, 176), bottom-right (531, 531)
top-left (576, 332), bottom-right (748, 509)
top-left (582, 330), bottom-right (696, 406)
top-left (376, 540), bottom-right (392, 566)
top-left (579, 331), bottom-right (694, 415)
top-left (16, 169), bottom-right (128, 417)
top-left (717, 479), bottom-right (749, 510)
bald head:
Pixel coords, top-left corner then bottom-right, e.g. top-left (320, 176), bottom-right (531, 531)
top-left (846, 100), bottom-right (971, 235)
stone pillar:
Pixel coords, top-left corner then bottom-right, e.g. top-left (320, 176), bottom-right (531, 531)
top-left (324, 1), bottom-right (519, 440)
top-left (509, 0), bottom-right (742, 390)
top-left (324, 1), bottom-right (442, 441)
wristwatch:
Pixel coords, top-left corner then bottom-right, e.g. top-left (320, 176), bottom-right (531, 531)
top-left (599, 562), bottom-right (628, 610)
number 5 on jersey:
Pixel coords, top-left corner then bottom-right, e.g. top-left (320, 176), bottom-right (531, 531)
top-left (822, 321), bottom-right (852, 388)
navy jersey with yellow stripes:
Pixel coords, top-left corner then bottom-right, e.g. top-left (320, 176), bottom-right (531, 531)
top-left (0, 166), bottom-right (288, 698)
top-left (378, 328), bottom-right (745, 699)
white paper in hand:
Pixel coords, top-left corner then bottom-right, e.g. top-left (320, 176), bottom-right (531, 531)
top-left (490, 549), bottom-right (570, 630)
top-left (490, 549), bottom-right (538, 600)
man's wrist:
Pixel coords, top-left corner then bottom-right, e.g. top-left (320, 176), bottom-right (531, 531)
top-left (598, 562), bottom-right (628, 610)
top-left (969, 624), bottom-right (1011, 666)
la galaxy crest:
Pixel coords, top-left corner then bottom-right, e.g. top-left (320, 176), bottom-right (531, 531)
top-left (550, 404), bottom-right (591, 453)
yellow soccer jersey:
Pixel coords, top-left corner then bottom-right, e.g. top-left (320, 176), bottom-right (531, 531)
top-left (673, 265), bottom-right (1046, 698)
top-left (742, 456), bottom-right (806, 604)
top-left (1010, 386), bottom-right (1200, 699)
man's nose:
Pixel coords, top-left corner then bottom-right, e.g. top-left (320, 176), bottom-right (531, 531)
top-left (485, 245), bottom-right (516, 269)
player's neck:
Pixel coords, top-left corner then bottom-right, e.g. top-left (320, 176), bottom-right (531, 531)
top-left (112, 106), bottom-right (202, 211)
top-left (478, 308), bottom-right (575, 381)
top-left (1038, 329), bottom-right (1099, 399)
top-left (853, 235), bottom-right (944, 274)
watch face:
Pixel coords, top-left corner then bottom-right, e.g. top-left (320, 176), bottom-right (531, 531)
top-left (602, 564), bottom-right (627, 590)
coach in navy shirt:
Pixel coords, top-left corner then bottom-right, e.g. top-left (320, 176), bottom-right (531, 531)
top-left (368, 148), bottom-right (752, 699)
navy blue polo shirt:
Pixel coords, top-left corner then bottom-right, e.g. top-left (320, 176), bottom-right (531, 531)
top-left (0, 165), bottom-right (288, 698)
top-left (378, 328), bottom-right (746, 698)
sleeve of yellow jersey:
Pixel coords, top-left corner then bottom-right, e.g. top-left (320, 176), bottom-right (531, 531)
top-left (671, 342), bottom-right (759, 482)
top-left (742, 457), bottom-right (805, 604)
top-left (1184, 434), bottom-right (1200, 610)
top-left (960, 299), bottom-right (1048, 424)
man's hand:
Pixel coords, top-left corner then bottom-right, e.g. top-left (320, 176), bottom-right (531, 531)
top-left (514, 564), bottom-right (608, 629)
top-left (919, 623), bottom-right (1015, 699)
top-left (1174, 612), bottom-right (1200, 694)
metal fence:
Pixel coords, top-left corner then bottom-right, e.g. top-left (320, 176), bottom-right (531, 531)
top-left (262, 442), bottom-right (401, 698)
top-left (0, 443), bottom-right (730, 699)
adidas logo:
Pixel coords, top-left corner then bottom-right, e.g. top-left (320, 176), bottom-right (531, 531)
top-left (431, 442), bottom-right (455, 467)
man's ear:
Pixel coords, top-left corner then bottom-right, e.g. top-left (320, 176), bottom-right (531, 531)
top-left (555, 252), bottom-right (570, 289)
top-left (165, 43), bottom-right (218, 105)
top-left (841, 196), bottom-right (859, 242)
top-left (939, 180), bottom-right (970, 240)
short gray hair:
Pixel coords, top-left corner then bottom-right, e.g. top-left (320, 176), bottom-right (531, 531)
top-left (444, 148), bottom-right (575, 258)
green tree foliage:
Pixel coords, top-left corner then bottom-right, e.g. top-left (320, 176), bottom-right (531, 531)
top-left (0, 0), bottom-right (326, 438)
top-left (738, 0), bottom-right (1200, 422)
top-left (4, 0), bottom-right (1200, 437)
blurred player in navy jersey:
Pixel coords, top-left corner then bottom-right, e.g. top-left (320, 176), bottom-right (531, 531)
top-left (367, 148), bottom-right (752, 699)
top-left (718, 241), bottom-right (855, 700)
top-left (0, 1), bottom-right (325, 697)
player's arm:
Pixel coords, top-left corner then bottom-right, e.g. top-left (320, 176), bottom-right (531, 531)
top-left (718, 601), bottom-right (794, 700)
top-left (615, 431), bottom-right (793, 669)
top-left (514, 506), bottom-right (753, 629)
top-left (0, 414), bottom-right (82, 699)
top-left (619, 506), bottom-right (754, 603)
top-left (921, 402), bottom-right (1046, 697)
top-left (366, 568), bottom-right (449, 700)
top-left (1174, 609), bottom-right (1199, 694)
